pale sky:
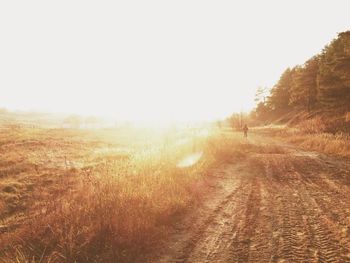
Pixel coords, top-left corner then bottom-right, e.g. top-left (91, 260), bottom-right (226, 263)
top-left (0, 1), bottom-right (349, 122)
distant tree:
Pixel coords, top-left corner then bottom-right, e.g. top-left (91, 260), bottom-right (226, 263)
top-left (255, 86), bottom-right (269, 104)
top-left (290, 56), bottom-right (319, 112)
top-left (268, 68), bottom-right (295, 111)
top-left (227, 113), bottom-right (241, 130)
top-left (254, 101), bottom-right (270, 120)
top-left (254, 30), bottom-right (350, 131)
top-left (317, 31), bottom-right (350, 111)
top-left (253, 86), bottom-right (271, 120)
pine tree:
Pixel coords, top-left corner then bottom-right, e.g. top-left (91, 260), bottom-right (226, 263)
top-left (268, 68), bottom-right (295, 111)
top-left (317, 31), bottom-right (350, 111)
top-left (290, 56), bottom-right (319, 112)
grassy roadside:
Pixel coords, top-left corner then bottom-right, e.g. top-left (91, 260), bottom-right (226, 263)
top-left (253, 125), bottom-right (350, 159)
top-left (0, 127), bottom-right (248, 262)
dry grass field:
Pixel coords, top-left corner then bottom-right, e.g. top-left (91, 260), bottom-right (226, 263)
top-left (254, 124), bottom-right (350, 158)
top-left (1, 125), bottom-right (350, 263)
top-left (0, 125), bottom-right (247, 262)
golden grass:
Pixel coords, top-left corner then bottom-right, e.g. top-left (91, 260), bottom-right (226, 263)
top-left (0, 127), bottom-right (248, 262)
top-left (254, 123), bottom-right (350, 158)
top-left (286, 133), bottom-right (350, 158)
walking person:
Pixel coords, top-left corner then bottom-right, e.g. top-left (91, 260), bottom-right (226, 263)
top-left (243, 124), bottom-right (248, 138)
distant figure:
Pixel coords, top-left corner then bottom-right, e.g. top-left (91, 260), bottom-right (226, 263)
top-left (243, 124), bottom-right (248, 138)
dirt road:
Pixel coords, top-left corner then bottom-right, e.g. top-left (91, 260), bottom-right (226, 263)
top-left (154, 136), bottom-right (350, 263)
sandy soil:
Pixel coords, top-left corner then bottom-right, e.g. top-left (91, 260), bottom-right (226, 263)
top-left (152, 136), bottom-right (350, 263)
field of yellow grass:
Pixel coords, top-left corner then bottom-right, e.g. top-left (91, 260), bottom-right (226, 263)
top-left (2, 122), bottom-right (349, 262)
top-left (253, 123), bottom-right (350, 158)
top-left (0, 126), bottom-right (248, 262)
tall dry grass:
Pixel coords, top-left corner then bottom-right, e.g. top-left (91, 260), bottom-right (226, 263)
top-left (0, 129), bottom-right (246, 262)
top-left (292, 116), bottom-right (350, 157)
top-left (286, 132), bottom-right (350, 158)
top-left (255, 118), bottom-right (350, 158)
top-left (296, 116), bottom-right (327, 134)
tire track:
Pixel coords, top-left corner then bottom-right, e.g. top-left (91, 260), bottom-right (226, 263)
top-left (297, 185), bottom-right (343, 263)
top-left (228, 177), bottom-right (261, 263)
top-left (163, 165), bottom-right (249, 263)
top-left (181, 174), bottom-right (251, 263)
top-left (154, 137), bottom-right (350, 263)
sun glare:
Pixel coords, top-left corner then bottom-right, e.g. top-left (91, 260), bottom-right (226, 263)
top-left (177, 151), bottom-right (203, 168)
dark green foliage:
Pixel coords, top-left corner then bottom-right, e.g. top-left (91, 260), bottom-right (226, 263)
top-left (290, 56), bottom-right (319, 112)
top-left (253, 102), bottom-right (270, 121)
top-left (317, 31), bottom-right (350, 110)
top-left (256, 31), bottom-right (350, 124)
top-left (268, 68), bottom-right (295, 111)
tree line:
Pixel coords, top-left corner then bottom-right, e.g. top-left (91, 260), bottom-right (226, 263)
top-left (254, 31), bottom-right (350, 121)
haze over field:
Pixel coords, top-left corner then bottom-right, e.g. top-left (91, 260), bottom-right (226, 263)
top-left (1, 0), bottom-right (349, 122)
top-left (2, 2), bottom-right (350, 262)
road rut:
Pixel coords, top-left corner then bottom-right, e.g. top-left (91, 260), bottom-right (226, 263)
top-left (155, 138), bottom-right (350, 263)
